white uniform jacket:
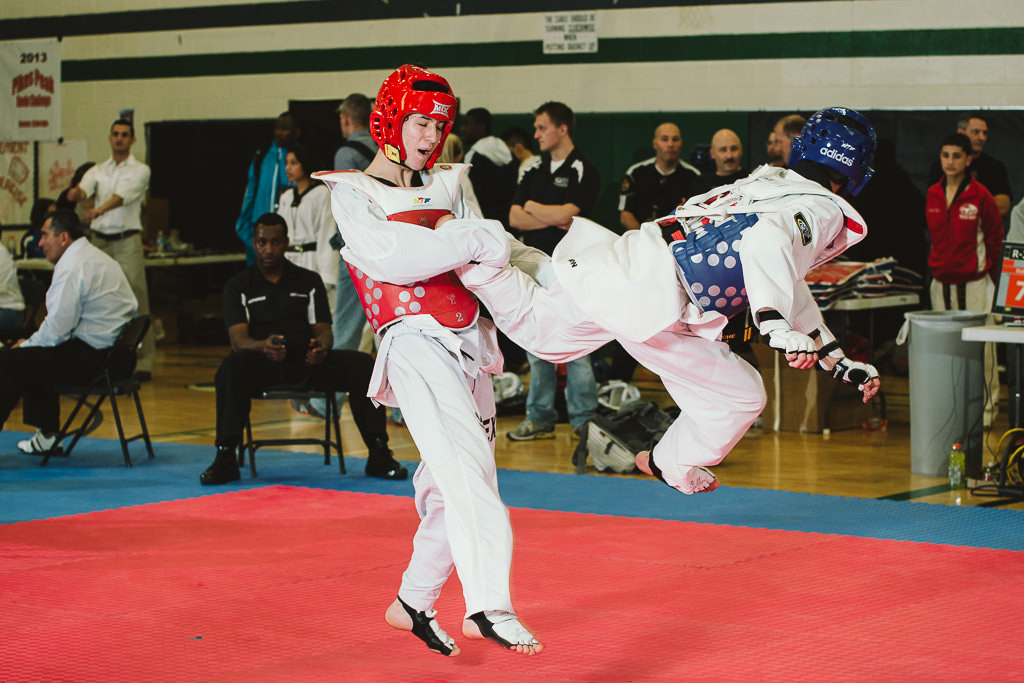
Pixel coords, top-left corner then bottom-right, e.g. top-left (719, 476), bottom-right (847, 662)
top-left (278, 183), bottom-right (340, 301)
top-left (548, 165), bottom-right (867, 343)
top-left (314, 164), bottom-right (511, 405)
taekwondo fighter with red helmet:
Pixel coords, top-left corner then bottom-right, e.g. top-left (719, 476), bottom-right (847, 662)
top-left (456, 107), bottom-right (882, 495)
top-left (313, 66), bottom-right (540, 657)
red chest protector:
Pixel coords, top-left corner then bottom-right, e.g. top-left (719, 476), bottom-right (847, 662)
top-left (346, 206), bottom-right (479, 333)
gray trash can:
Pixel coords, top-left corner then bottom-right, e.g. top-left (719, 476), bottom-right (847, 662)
top-left (904, 311), bottom-right (987, 476)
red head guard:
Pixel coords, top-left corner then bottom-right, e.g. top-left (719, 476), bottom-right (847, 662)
top-left (370, 65), bottom-right (458, 169)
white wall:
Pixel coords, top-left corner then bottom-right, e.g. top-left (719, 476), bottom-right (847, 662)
top-left (4, 0), bottom-right (1023, 161)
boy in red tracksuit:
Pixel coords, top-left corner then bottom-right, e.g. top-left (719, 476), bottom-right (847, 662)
top-left (925, 131), bottom-right (1003, 424)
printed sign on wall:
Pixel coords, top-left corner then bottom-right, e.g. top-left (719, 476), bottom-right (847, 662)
top-left (38, 139), bottom-right (88, 198)
top-left (543, 12), bottom-right (598, 54)
top-left (1, 38), bottom-right (61, 141)
top-left (0, 141), bottom-right (35, 226)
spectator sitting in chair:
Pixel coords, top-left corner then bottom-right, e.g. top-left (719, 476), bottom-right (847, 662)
top-left (199, 212), bottom-right (407, 485)
top-left (0, 210), bottom-right (137, 455)
top-left (0, 233), bottom-right (25, 330)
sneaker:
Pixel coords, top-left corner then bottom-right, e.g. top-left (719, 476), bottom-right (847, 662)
top-left (506, 419), bottom-right (555, 441)
top-left (199, 446), bottom-right (241, 485)
top-left (289, 399), bottom-right (324, 420)
top-left (17, 429), bottom-right (59, 454)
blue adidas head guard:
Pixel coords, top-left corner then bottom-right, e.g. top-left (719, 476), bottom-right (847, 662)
top-left (787, 107), bottom-right (876, 196)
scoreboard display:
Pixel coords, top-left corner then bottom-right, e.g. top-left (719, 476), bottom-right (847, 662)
top-left (993, 242), bottom-right (1024, 320)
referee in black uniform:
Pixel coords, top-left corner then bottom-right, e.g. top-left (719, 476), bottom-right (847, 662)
top-left (200, 213), bottom-right (407, 485)
top-left (618, 122), bottom-right (703, 240)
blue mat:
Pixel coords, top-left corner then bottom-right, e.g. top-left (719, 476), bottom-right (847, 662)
top-left (3, 431), bottom-right (1023, 551)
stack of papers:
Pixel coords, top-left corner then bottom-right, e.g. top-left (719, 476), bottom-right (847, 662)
top-left (804, 258), bottom-right (924, 307)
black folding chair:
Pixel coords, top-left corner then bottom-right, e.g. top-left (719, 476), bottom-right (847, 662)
top-left (50, 315), bottom-right (155, 467)
top-left (239, 386), bottom-right (345, 477)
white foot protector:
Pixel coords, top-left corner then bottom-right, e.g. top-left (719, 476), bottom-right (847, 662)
top-left (637, 451), bottom-right (719, 494)
top-left (466, 611), bottom-right (541, 652)
top-left (391, 597), bottom-right (459, 656)
top-left (678, 465), bottom-right (719, 494)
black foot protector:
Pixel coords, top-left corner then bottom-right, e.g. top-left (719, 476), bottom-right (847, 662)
top-left (397, 596), bottom-right (457, 656)
top-left (645, 451), bottom-right (669, 484)
top-left (467, 611), bottom-right (540, 650)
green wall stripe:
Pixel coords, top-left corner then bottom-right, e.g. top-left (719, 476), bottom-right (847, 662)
top-left (62, 27), bottom-right (1024, 83)
top-left (1, 0), bottom-right (807, 41)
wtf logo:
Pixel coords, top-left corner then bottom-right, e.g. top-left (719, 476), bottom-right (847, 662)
top-left (431, 100), bottom-right (453, 118)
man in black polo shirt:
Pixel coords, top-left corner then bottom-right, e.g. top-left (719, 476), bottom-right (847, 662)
top-left (618, 122), bottom-right (703, 238)
top-left (199, 213), bottom-right (406, 485)
top-left (506, 101), bottom-right (600, 441)
top-left (694, 128), bottom-right (748, 194)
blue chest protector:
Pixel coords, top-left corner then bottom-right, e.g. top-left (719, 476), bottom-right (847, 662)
top-left (670, 212), bottom-right (759, 319)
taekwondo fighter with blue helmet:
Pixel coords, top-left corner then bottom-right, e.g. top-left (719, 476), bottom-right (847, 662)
top-left (456, 107), bottom-right (881, 496)
top-left (313, 65), bottom-right (541, 658)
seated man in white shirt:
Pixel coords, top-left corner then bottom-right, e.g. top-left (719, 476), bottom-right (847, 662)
top-left (0, 210), bottom-right (138, 455)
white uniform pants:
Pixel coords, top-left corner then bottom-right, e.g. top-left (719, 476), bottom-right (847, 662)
top-left (464, 266), bottom-right (766, 488)
top-left (619, 327), bottom-right (764, 483)
top-left (383, 328), bottom-right (514, 617)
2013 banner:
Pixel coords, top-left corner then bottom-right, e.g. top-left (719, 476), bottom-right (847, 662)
top-left (1, 38), bottom-right (61, 142)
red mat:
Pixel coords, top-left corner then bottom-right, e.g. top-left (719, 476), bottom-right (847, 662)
top-left (2, 486), bottom-right (1023, 682)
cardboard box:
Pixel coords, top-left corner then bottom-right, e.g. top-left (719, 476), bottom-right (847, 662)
top-left (751, 342), bottom-right (874, 433)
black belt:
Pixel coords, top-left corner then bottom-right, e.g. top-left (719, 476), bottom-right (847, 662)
top-left (94, 230), bottom-right (140, 242)
top-left (287, 242), bottom-right (317, 253)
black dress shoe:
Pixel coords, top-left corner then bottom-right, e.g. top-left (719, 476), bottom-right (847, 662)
top-left (366, 457), bottom-right (409, 480)
top-left (366, 439), bottom-right (408, 480)
top-left (200, 447), bottom-right (240, 485)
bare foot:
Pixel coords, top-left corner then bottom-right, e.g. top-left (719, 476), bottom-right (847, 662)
top-left (635, 450), bottom-right (654, 475)
top-left (386, 597), bottom-right (460, 657)
top-left (463, 612), bottom-right (543, 655)
top-left (635, 451), bottom-right (719, 494)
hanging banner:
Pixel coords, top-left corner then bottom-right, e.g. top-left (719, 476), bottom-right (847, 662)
top-left (0, 141), bottom-right (35, 226)
top-left (38, 139), bottom-right (87, 198)
top-left (1, 38), bottom-right (61, 141)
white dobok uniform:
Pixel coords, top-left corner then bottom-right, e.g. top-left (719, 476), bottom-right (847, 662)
top-left (278, 183), bottom-right (340, 311)
top-left (316, 163), bottom-right (516, 617)
top-left (458, 165), bottom-right (868, 490)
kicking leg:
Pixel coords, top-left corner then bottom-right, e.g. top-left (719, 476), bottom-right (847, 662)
top-left (622, 330), bottom-right (765, 493)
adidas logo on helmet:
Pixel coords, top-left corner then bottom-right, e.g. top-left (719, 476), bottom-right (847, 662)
top-left (820, 147), bottom-right (855, 167)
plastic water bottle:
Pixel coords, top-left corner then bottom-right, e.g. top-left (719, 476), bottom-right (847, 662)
top-left (948, 442), bottom-right (965, 489)
top-left (155, 230), bottom-right (166, 256)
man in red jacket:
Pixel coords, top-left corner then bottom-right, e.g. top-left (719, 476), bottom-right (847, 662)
top-left (925, 131), bottom-right (1003, 425)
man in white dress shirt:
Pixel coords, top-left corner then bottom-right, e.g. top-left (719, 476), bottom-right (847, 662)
top-left (0, 210), bottom-right (137, 455)
top-left (66, 118), bottom-right (154, 380)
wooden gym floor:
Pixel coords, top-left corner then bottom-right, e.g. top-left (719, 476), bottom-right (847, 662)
top-left (8, 343), bottom-right (1022, 511)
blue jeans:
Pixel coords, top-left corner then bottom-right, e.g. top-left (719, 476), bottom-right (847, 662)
top-left (525, 352), bottom-right (597, 431)
top-left (333, 265), bottom-right (366, 352)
